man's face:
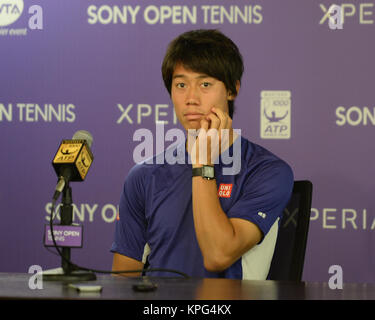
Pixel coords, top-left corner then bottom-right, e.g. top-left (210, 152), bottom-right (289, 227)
top-left (171, 64), bottom-right (233, 131)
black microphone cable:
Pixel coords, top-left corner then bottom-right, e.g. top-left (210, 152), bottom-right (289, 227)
top-left (48, 198), bottom-right (190, 279)
top-left (48, 130), bottom-right (189, 279)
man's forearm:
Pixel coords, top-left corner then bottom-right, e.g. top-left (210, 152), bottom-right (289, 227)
top-left (192, 176), bottom-right (238, 272)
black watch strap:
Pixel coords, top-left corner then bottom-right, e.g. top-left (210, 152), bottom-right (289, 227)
top-left (192, 165), bottom-right (215, 180)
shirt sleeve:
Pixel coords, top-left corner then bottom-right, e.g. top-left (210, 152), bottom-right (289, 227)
top-left (110, 164), bottom-right (147, 262)
top-left (227, 159), bottom-right (294, 243)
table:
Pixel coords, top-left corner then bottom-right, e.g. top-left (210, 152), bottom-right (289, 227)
top-left (0, 273), bottom-right (374, 300)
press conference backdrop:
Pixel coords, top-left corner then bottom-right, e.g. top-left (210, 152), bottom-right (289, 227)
top-left (1, 0), bottom-right (374, 283)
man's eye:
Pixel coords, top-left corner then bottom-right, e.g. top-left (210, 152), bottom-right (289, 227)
top-left (176, 83), bottom-right (186, 88)
top-left (201, 82), bottom-right (211, 88)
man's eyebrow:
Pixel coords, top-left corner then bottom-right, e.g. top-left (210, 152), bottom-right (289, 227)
top-left (172, 74), bottom-right (186, 79)
top-left (172, 74), bottom-right (212, 80)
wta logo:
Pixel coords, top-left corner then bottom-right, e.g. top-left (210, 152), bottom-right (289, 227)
top-left (0, 0), bottom-right (24, 26)
top-left (0, 0), bottom-right (43, 35)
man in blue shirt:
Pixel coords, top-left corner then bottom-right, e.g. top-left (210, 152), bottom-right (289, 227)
top-left (111, 29), bottom-right (293, 279)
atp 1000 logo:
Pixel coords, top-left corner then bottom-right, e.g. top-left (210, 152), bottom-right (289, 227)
top-left (260, 90), bottom-right (291, 139)
top-left (0, 0), bottom-right (42, 36)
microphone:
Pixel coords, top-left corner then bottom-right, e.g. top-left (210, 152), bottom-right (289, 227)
top-left (52, 130), bottom-right (94, 201)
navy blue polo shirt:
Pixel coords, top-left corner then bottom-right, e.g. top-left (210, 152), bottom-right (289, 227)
top-left (111, 135), bottom-right (293, 279)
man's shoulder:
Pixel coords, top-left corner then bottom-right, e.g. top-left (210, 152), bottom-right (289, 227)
top-left (127, 158), bottom-right (165, 180)
top-left (240, 136), bottom-right (293, 179)
top-left (126, 147), bottom-right (186, 182)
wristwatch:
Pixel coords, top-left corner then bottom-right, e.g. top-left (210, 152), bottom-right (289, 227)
top-left (192, 165), bottom-right (215, 180)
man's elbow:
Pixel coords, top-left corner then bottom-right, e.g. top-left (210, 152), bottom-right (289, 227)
top-left (203, 255), bottom-right (233, 273)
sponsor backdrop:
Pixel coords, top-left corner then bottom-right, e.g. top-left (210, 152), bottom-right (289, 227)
top-left (1, 0), bottom-right (374, 283)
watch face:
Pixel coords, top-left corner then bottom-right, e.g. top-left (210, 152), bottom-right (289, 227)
top-left (203, 166), bottom-right (214, 178)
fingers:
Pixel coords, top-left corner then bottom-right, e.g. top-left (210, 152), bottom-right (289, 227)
top-left (206, 111), bottom-right (221, 130)
top-left (194, 118), bottom-right (210, 166)
top-left (200, 117), bottom-right (209, 132)
top-left (206, 107), bottom-right (232, 131)
top-left (191, 107), bottom-right (232, 166)
top-left (210, 108), bottom-right (232, 153)
top-left (214, 107), bottom-right (232, 130)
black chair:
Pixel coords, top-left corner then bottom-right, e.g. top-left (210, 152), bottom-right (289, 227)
top-left (267, 180), bottom-right (313, 281)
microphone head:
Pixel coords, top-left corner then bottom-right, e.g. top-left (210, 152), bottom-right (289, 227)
top-left (72, 130), bottom-right (93, 148)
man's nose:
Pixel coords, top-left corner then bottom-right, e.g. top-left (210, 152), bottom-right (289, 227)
top-left (186, 86), bottom-right (200, 105)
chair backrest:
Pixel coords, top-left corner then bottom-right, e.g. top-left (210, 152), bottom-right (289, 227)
top-left (267, 180), bottom-right (313, 281)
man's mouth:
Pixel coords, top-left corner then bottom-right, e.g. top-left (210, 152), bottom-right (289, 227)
top-left (184, 113), bottom-right (204, 120)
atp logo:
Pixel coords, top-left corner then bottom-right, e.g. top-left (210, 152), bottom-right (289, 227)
top-left (260, 90), bottom-right (291, 139)
top-left (60, 148), bottom-right (79, 155)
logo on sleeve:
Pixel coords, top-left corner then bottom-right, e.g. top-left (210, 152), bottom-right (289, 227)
top-left (218, 184), bottom-right (233, 198)
top-left (258, 212), bottom-right (267, 219)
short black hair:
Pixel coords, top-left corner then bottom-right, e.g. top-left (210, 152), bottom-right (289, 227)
top-left (161, 29), bottom-right (244, 119)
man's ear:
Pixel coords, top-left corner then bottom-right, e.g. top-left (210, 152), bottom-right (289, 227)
top-left (228, 81), bottom-right (241, 100)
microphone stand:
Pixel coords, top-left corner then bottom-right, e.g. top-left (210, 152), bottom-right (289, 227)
top-left (61, 184), bottom-right (74, 274)
top-left (43, 182), bottom-right (96, 282)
